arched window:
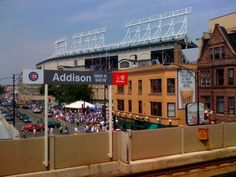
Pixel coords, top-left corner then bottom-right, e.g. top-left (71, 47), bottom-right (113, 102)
top-left (119, 61), bottom-right (130, 69)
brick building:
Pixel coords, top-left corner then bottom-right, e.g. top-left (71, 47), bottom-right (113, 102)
top-left (197, 20), bottom-right (236, 123)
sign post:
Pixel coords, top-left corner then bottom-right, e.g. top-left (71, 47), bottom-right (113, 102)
top-left (108, 85), bottom-right (112, 158)
top-left (23, 69), bottom-right (128, 164)
top-left (44, 84), bottom-right (48, 166)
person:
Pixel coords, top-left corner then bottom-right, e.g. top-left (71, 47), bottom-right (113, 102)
top-left (59, 126), bottom-right (63, 134)
top-left (33, 128), bottom-right (36, 136)
top-left (64, 126), bottom-right (69, 134)
top-left (22, 129), bottom-right (26, 138)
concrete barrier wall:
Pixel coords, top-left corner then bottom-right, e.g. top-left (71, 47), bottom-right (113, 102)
top-left (1, 123), bottom-right (236, 176)
top-left (0, 138), bottom-right (46, 176)
top-left (224, 122), bottom-right (236, 147)
top-left (184, 125), bottom-right (210, 153)
top-left (130, 128), bottom-right (182, 160)
top-left (119, 130), bottom-right (130, 163)
top-left (208, 124), bottom-right (224, 149)
top-left (53, 132), bottom-right (118, 169)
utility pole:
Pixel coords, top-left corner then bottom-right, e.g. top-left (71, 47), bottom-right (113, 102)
top-left (12, 73), bottom-right (16, 127)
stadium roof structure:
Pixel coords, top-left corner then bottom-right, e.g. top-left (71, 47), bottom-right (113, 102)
top-left (37, 7), bottom-right (196, 66)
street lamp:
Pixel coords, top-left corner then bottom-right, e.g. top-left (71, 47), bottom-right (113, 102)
top-left (163, 63), bottom-right (200, 125)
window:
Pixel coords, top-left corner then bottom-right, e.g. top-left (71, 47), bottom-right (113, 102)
top-left (128, 100), bottom-right (132, 112)
top-left (210, 48), bottom-right (214, 60)
top-left (117, 85), bottom-right (124, 94)
top-left (201, 77), bottom-right (211, 87)
top-left (150, 102), bottom-right (162, 116)
top-left (216, 69), bottom-right (224, 86)
top-left (204, 96), bottom-right (211, 109)
top-left (128, 80), bottom-right (132, 94)
top-left (228, 97), bottom-right (235, 115)
top-left (117, 99), bottom-right (124, 111)
top-left (167, 78), bottom-right (175, 93)
top-left (74, 60), bottom-right (78, 66)
top-left (167, 103), bottom-right (175, 117)
top-left (120, 61), bottom-right (130, 68)
top-left (138, 101), bottom-right (142, 113)
top-left (221, 46), bottom-right (225, 58)
top-left (228, 68), bottom-right (234, 85)
top-left (214, 47), bottom-right (220, 59)
top-left (150, 79), bottom-right (162, 93)
top-left (138, 80), bottom-right (142, 95)
top-left (210, 46), bottom-right (225, 60)
top-left (216, 97), bottom-right (224, 114)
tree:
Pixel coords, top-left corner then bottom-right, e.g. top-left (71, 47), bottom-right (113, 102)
top-left (40, 84), bottom-right (93, 103)
top-left (0, 85), bottom-right (4, 96)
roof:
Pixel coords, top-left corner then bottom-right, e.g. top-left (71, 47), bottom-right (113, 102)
top-left (36, 37), bottom-right (197, 67)
top-left (228, 32), bottom-right (236, 52)
top-left (219, 25), bottom-right (236, 54)
top-left (209, 11), bottom-right (236, 21)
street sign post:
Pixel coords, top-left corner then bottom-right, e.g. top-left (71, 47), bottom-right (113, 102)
top-left (23, 69), bottom-right (128, 165)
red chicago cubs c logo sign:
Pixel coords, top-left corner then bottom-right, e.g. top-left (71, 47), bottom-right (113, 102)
top-left (28, 72), bottom-right (39, 81)
top-left (112, 72), bottom-right (128, 85)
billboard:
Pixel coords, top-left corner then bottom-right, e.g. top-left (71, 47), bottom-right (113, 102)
top-left (178, 69), bottom-right (196, 109)
top-left (185, 103), bottom-right (205, 125)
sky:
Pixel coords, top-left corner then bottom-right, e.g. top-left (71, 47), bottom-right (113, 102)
top-left (0, 0), bottom-right (236, 84)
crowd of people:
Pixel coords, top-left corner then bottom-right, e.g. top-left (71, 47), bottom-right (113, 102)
top-left (51, 106), bottom-right (109, 133)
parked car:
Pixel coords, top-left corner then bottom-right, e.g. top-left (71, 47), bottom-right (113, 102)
top-left (48, 110), bottom-right (53, 117)
top-left (21, 124), bottom-right (45, 132)
top-left (22, 104), bottom-right (31, 109)
top-left (20, 114), bottom-right (32, 123)
top-left (46, 120), bottom-right (61, 128)
top-left (33, 107), bottom-right (42, 114)
top-left (5, 112), bottom-right (13, 121)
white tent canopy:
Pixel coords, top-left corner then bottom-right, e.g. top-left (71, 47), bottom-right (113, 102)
top-left (64, 101), bottom-right (95, 109)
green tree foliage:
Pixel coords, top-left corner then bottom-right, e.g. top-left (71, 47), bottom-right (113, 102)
top-left (40, 84), bottom-right (93, 103)
top-left (0, 85), bottom-right (4, 96)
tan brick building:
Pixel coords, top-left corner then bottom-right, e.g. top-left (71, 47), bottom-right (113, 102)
top-left (113, 64), bottom-right (197, 126)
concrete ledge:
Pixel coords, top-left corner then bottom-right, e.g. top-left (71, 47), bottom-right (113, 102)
top-left (8, 147), bottom-right (236, 177)
top-left (128, 146), bottom-right (236, 174)
top-left (9, 161), bottom-right (120, 177)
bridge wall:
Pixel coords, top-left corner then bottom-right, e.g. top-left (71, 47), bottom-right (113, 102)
top-left (0, 122), bottom-right (236, 176)
top-left (52, 132), bottom-right (119, 169)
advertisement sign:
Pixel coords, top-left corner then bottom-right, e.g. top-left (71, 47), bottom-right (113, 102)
top-left (178, 69), bottom-right (196, 109)
top-left (112, 72), bottom-right (128, 85)
top-left (186, 103), bottom-right (205, 125)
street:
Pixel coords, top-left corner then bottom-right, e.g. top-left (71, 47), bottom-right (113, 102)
top-left (1, 106), bottom-right (83, 138)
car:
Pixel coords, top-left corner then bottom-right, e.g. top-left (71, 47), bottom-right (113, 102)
top-left (23, 116), bottom-right (32, 123)
top-left (21, 124), bottom-right (45, 132)
top-left (5, 112), bottom-right (13, 121)
top-left (19, 113), bottom-right (28, 120)
top-left (33, 107), bottom-right (42, 114)
top-left (20, 114), bottom-right (32, 123)
top-left (48, 110), bottom-right (53, 117)
top-left (47, 120), bottom-right (61, 128)
top-left (22, 104), bottom-right (31, 109)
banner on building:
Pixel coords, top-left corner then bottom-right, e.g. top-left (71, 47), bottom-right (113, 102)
top-left (177, 69), bottom-right (196, 109)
